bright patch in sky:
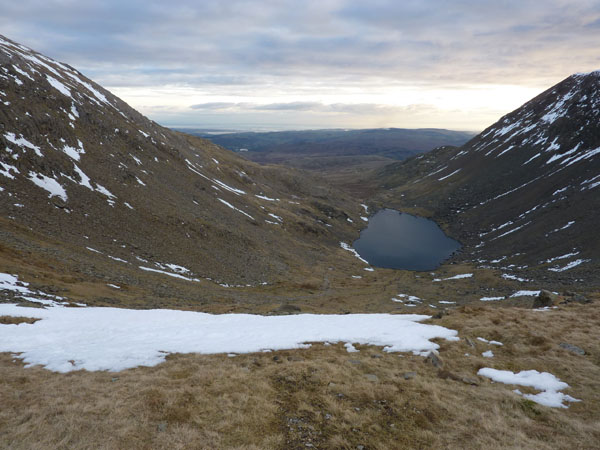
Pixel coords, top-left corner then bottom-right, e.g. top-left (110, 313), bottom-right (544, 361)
top-left (111, 83), bottom-right (541, 131)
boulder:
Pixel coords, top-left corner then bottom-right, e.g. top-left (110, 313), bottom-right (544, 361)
top-left (425, 352), bottom-right (443, 368)
top-left (573, 294), bottom-right (592, 304)
top-left (559, 342), bottom-right (586, 355)
top-left (432, 309), bottom-right (448, 319)
top-left (438, 370), bottom-right (480, 386)
top-left (560, 292), bottom-right (592, 305)
top-left (460, 376), bottom-right (480, 386)
top-left (276, 303), bottom-right (302, 314)
top-left (532, 290), bottom-right (558, 308)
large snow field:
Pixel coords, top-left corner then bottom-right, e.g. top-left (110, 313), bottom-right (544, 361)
top-left (0, 303), bottom-right (458, 373)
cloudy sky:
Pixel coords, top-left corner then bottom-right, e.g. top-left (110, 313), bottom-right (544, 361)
top-left (2, 0), bottom-right (599, 131)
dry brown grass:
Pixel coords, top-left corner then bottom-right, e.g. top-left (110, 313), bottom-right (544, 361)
top-left (0, 316), bottom-right (39, 325)
top-left (1, 300), bottom-right (599, 449)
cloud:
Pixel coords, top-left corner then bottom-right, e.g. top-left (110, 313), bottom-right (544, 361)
top-left (188, 101), bottom-right (432, 115)
top-left (1, 1), bottom-right (599, 129)
top-left (253, 102), bottom-right (324, 111)
top-left (3, 0), bottom-right (599, 87)
top-left (190, 102), bottom-right (243, 111)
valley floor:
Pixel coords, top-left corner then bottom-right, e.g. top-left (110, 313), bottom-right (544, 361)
top-left (1, 300), bottom-right (599, 449)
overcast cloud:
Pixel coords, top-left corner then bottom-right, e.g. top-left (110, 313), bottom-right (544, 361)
top-left (1, 0), bottom-right (599, 130)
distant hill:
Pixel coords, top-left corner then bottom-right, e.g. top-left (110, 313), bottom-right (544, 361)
top-left (178, 128), bottom-right (475, 171)
top-left (371, 71), bottom-right (600, 286)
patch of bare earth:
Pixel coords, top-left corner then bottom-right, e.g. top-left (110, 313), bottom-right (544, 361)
top-left (0, 300), bottom-right (598, 449)
top-left (0, 316), bottom-right (39, 325)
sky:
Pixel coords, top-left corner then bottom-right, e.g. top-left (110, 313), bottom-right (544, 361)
top-left (1, 0), bottom-right (599, 131)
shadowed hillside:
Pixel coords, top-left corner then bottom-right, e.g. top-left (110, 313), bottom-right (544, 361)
top-left (371, 71), bottom-right (600, 286)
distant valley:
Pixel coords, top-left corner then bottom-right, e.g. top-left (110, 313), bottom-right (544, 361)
top-left (180, 127), bottom-right (475, 172)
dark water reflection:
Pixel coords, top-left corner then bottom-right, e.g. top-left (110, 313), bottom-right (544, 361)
top-left (353, 209), bottom-right (461, 271)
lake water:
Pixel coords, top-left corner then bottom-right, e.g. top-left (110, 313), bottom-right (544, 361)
top-left (353, 209), bottom-right (461, 271)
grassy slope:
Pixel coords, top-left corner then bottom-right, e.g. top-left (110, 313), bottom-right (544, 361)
top-left (1, 299), bottom-right (598, 449)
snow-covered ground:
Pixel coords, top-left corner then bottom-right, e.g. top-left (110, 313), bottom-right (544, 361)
top-left (478, 368), bottom-right (580, 408)
top-left (480, 296), bottom-right (505, 302)
top-left (510, 290), bottom-right (541, 297)
top-left (340, 242), bottom-right (369, 264)
top-left (0, 304), bottom-right (458, 373)
top-left (433, 273), bottom-right (473, 282)
top-left (0, 272), bottom-right (68, 307)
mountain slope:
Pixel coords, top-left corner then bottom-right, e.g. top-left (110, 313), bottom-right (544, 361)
top-left (373, 71), bottom-right (600, 285)
top-left (0, 35), bottom-right (366, 308)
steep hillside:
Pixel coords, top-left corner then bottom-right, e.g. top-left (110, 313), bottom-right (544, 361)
top-left (0, 35), bottom-right (366, 308)
top-left (373, 72), bottom-right (600, 286)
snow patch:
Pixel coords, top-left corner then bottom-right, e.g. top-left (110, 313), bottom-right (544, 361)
top-left (344, 342), bottom-right (359, 353)
top-left (510, 290), bottom-right (541, 298)
top-left (27, 172), bottom-right (67, 202)
top-left (95, 184), bottom-right (116, 199)
top-left (139, 267), bottom-right (200, 282)
top-left (217, 198), bottom-right (254, 220)
top-left (108, 256), bottom-right (128, 264)
top-left (438, 168), bottom-right (461, 181)
top-left (62, 71), bottom-right (112, 106)
top-left (213, 179), bottom-right (246, 195)
top-left (268, 213), bottom-right (283, 223)
top-left (0, 162), bottom-right (20, 179)
top-left (433, 273), bottom-right (473, 282)
top-left (340, 242), bottom-right (368, 264)
top-left (393, 294), bottom-right (422, 303)
top-left (480, 296), bottom-right (505, 302)
top-left (478, 368), bottom-right (580, 408)
top-left (548, 259), bottom-right (589, 272)
top-left (72, 164), bottom-right (93, 190)
top-left (477, 337), bottom-right (503, 346)
top-left (45, 75), bottom-right (71, 97)
top-left (502, 274), bottom-right (528, 282)
top-left (4, 132), bottom-right (43, 157)
top-left (0, 273), bottom-right (67, 307)
top-left (544, 252), bottom-right (579, 264)
top-left (0, 306), bottom-right (458, 372)
top-left (255, 194), bottom-right (278, 202)
top-left (62, 139), bottom-right (85, 161)
top-left (522, 153), bottom-right (540, 165)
